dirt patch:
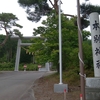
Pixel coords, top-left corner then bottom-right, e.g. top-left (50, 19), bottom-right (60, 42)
top-left (33, 76), bottom-right (80, 100)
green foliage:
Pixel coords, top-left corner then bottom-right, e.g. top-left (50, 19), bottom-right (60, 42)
top-left (63, 69), bottom-right (80, 85)
top-left (68, 48), bottom-right (79, 68)
top-left (50, 65), bottom-right (57, 71)
top-left (0, 62), bottom-right (14, 71)
top-left (28, 14), bottom-right (92, 73)
top-left (28, 14), bottom-right (92, 72)
top-left (0, 13), bottom-right (18, 23)
top-left (18, 0), bottom-right (51, 22)
top-left (80, 3), bottom-right (100, 18)
top-left (13, 29), bottom-right (23, 38)
top-left (79, 3), bottom-right (100, 29)
top-left (0, 13), bottom-right (22, 29)
top-left (0, 35), bottom-right (17, 62)
top-left (18, 0), bottom-right (47, 7)
top-left (83, 40), bottom-right (93, 70)
top-left (74, 17), bottom-right (90, 30)
top-left (0, 13), bottom-right (23, 45)
top-left (82, 30), bottom-right (91, 41)
top-left (19, 63), bottom-right (38, 71)
top-left (0, 35), bottom-right (36, 69)
top-left (20, 47), bottom-right (33, 63)
top-left (0, 62), bottom-right (38, 71)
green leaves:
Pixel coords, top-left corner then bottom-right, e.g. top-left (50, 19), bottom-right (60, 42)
top-left (79, 3), bottom-right (100, 29)
top-left (13, 29), bottom-right (23, 38)
top-left (83, 40), bottom-right (93, 69)
top-left (0, 12), bottom-right (22, 30)
top-left (18, 0), bottom-right (51, 22)
top-left (0, 13), bottom-right (18, 22)
top-left (28, 15), bottom-right (77, 67)
top-left (28, 13), bottom-right (92, 71)
top-left (0, 12), bottom-right (23, 45)
top-left (18, 0), bottom-right (45, 7)
top-left (80, 3), bottom-right (100, 18)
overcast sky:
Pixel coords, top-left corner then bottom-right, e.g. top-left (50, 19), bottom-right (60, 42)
top-left (0, 0), bottom-right (100, 36)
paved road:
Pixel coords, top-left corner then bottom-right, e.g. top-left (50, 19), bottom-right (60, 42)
top-left (0, 71), bottom-right (47, 100)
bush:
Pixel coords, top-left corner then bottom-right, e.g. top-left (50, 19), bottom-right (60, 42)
top-left (19, 63), bottom-right (38, 71)
top-left (63, 67), bottom-right (80, 85)
top-left (0, 62), bottom-right (14, 71)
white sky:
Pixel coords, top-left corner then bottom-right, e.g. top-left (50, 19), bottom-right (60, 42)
top-left (0, 0), bottom-right (100, 36)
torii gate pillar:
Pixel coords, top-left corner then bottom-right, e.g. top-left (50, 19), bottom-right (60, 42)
top-left (15, 38), bottom-right (21, 71)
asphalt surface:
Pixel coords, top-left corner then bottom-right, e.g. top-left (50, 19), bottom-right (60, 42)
top-left (0, 71), bottom-right (48, 100)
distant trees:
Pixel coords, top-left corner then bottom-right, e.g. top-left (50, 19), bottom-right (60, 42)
top-left (0, 13), bottom-right (23, 46)
top-left (0, 35), bottom-right (17, 62)
top-left (0, 34), bottom-right (34, 63)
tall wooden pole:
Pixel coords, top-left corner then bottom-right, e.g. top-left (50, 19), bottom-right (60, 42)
top-left (77, 0), bottom-right (85, 100)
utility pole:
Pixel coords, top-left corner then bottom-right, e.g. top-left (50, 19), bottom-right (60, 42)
top-left (58, 0), bottom-right (62, 84)
top-left (77, 0), bottom-right (85, 100)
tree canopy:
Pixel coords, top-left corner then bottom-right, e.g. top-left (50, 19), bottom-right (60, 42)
top-left (80, 3), bottom-right (100, 18)
top-left (18, 0), bottom-right (100, 29)
top-left (78, 3), bottom-right (100, 29)
top-left (26, 14), bottom-right (92, 72)
top-left (18, 0), bottom-right (52, 22)
top-left (0, 13), bottom-right (23, 46)
top-left (18, 0), bottom-right (93, 72)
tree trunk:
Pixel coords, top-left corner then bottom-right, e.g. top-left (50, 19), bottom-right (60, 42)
top-left (54, 0), bottom-right (58, 13)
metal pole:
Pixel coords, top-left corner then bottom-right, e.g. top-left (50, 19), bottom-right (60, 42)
top-left (58, 0), bottom-right (63, 84)
top-left (77, 0), bottom-right (85, 100)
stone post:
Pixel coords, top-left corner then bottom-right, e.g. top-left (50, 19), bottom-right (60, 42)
top-left (85, 12), bottom-right (100, 100)
top-left (90, 12), bottom-right (100, 77)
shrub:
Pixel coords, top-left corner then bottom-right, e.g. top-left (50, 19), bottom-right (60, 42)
top-left (0, 62), bottom-right (14, 71)
top-left (19, 63), bottom-right (38, 71)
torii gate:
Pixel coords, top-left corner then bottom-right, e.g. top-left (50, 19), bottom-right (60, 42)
top-left (11, 36), bottom-right (40, 71)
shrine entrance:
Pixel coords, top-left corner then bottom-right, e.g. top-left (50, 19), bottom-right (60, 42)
top-left (11, 36), bottom-right (40, 71)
